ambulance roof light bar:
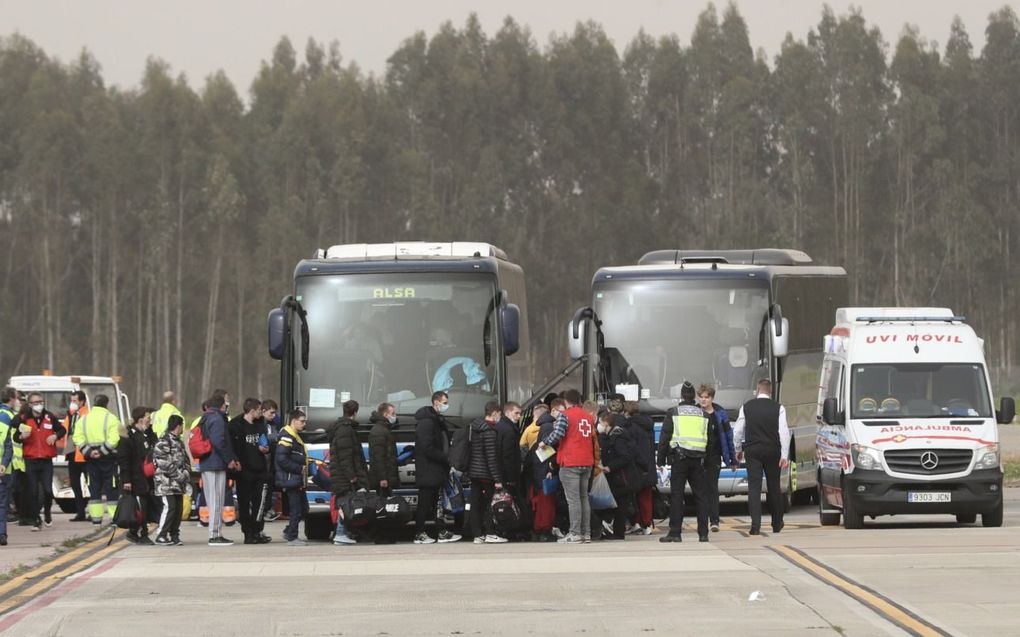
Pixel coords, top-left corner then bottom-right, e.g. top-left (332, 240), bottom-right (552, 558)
top-left (856, 316), bottom-right (966, 324)
top-left (319, 242), bottom-right (508, 261)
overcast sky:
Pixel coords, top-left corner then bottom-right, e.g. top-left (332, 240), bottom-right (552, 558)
top-left (6, 1), bottom-right (1010, 93)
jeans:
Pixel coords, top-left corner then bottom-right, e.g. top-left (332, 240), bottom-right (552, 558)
top-left (745, 452), bottom-right (783, 531)
top-left (0, 474), bottom-right (8, 536)
top-left (283, 488), bottom-right (307, 541)
top-left (704, 456), bottom-right (722, 525)
top-left (24, 459), bottom-right (54, 522)
top-left (559, 466), bottom-right (592, 537)
top-left (201, 470), bottom-right (227, 539)
top-left (668, 456), bottom-right (708, 538)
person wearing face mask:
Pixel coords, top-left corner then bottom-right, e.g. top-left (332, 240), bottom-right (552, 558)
top-left (118, 407), bottom-right (156, 544)
top-left (412, 391), bottom-right (461, 545)
top-left (14, 392), bottom-right (66, 530)
top-left (62, 391), bottom-right (89, 521)
top-left (329, 400), bottom-right (367, 546)
top-left (597, 411), bottom-right (640, 540)
top-left (0, 387), bottom-right (20, 545)
top-left (368, 403), bottom-right (400, 545)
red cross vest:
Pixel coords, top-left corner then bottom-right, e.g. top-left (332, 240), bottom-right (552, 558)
top-left (557, 406), bottom-right (595, 468)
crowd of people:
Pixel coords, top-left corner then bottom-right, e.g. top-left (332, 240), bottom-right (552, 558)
top-left (0, 378), bottom-right (792, 548)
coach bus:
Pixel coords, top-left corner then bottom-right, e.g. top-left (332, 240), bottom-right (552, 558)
top-left (268, 241), bottom-right (530, 539)
top-left (568, 249), bottom-right (846, 510)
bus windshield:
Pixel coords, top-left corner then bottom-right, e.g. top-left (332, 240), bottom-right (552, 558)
top-left (293, 272), bottom-right (500, 424)
top-left (850, 363), bottom-right (992, 420)
top-left (593, 278), bottom-right (770, 410)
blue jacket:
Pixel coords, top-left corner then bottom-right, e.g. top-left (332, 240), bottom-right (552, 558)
top-left (198, 410), bottom-right (237, 472)
top-left (274, 426), bottom-right (307, 489)
top-left (707, 405), bottom-right (736, 466)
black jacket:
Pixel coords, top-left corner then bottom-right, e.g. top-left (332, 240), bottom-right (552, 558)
top-left (329, 417), bottom-right (367, 496)
top-left (599, 425), bottom-right (640, 494)
top-left (414, 406), bottom-right (450, 488)
top-left (467, 418), bottom-right (503, 483)
top-left (229, 415), bottom-right (268, 479)
top-left (367, 413), bottom-right (399, 490)
top-left (117, 424), bottom-right (153, 495)
top-left (495, 416), bottom-right (521, 484)
top-left (623, 413), bottom-right (656, 487)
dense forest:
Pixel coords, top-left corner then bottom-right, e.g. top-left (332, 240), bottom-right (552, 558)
top-left (2, 4), bottom-right (1020, 406)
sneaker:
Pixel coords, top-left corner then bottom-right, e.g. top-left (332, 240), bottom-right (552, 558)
top-left (154, 536), bottom-right (172, 546)
top-left (172, 537), bottom-right (183, 546)
top-left (473, 537), bottom-right (485, 544)
top-left (208, 536), bottom-right (234, 546)
top-left (138, 536), bottom-right (155, 546)
top-left (748, 528), bottom-right (761, 536)
top-left (641, 526), bottom-right (652, 536)
top-left (287, 538), bottom-right (307, 546)
top-left (551, 527), bottom-right (565, 539)
top-left (30, 523), bottom-right (41, 532)
top-left (264, 511), bottom-right (280, 522)
top-left (772, 522), bottom-right (784, 534)
top-left (710, 523), bottom-right (720, 533)
top-left (125, 533), bottom-right (143, 545)
top-left (484, 535), bottom-right (509, 544)
top-left (602, 520), bottom-right (614, 536)
top-left (257, 534), bottom-right (272, 544)
top-left (0, 534), bottom-right (6, 546)
top-left (698, 535), bottom-right (709, 543)
top-left (436, 530), bottom-right (461, 544)
top-left (244, 536), bottom-right (259, 545)
top-left (43, 514), bottom-right (53, 527)
top-left (558, 533), bottom-right (583, 544)
top-left (582, 535), bottom-right (592, 544)
top-left (626, 524), bottom-right (645, 535)
top-left (659, 534), bottom-right (682, 543)
top-left (413, 532), bottom-right (436, 545)
top-left (332, 533), bottom-right (356, 545)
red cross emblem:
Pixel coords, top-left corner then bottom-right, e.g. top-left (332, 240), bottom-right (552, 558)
top-left (578, 419), bottom-right (592, 438)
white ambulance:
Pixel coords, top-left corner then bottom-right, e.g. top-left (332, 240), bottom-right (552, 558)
top-left (815, 308), bottom-right (1014, 529)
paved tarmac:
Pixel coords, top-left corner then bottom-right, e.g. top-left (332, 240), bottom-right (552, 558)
top-left (1, 423), bottom-right (1017, 636)
top-left (0, 487), bottom-right (1017, 637)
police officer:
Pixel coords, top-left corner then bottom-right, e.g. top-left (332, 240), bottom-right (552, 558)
top-left (0, 387), bottom-right (19, 545)
top-left (657, 382), bottom-right (710, 543)
top-left (73, 394), bottom-right (121, 527)
top-left (733, 379), bottom-right (791, 535)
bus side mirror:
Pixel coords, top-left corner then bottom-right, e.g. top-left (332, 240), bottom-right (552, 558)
top-left (568, 319), bottom-right (586, 360)
top-left (997, 397), bottom-right (1015, 424)
top-left (268, 308), bottom-right (285, 360)
top-left (822, 397), bottom-right (844, 426)
top-left (501, 303), bottom-right (520, 356)
top-left (771, 317), bottom-right (789, 358)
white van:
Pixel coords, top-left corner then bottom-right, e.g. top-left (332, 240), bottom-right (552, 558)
top-left (815, 308), bottom-right (1014, 529)
top-left (7, 374), bottom-right (132, 513)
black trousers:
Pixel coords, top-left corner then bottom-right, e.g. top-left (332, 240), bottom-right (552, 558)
top-left (24, 459), bottom-right (54, 521)
top-left (69, 460), bottom-right (87, 517)
top-left (704, 456), bottom-right (722, 525)
top-left (414, 486), bottom-right (446, 536)
top-left (468, 479), bottom-right (496, 538)
top-left (609, 487), bottom-right (634, 539)
top-left (235, 475), bottom-right (267, 538)
top-left (668, 456), bottom-right (708, 538)
top-left (745, 451), bottom-right (783, 531)
top-left (157, 494), bottom-right (183, 540)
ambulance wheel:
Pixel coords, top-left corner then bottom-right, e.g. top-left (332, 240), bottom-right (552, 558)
top-left (305, 513), bottom-right (333, 541)
top-left (818, 485), bottom-right (841, 526)
top-left (842, 486), bottom-right (864, 529)
top-left (982, 500), bottom-right (1003, 528)
top-left (955, 513), bottom-right (977, 524)
top-left (56, 498), bottom-right (76, 514)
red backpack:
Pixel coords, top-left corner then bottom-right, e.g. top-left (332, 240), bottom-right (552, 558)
top-left (188, 417), bottom-right (213, 460)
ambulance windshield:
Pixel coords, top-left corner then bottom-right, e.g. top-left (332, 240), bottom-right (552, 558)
top-left (593, 278), bottom-right (770, 410)
top-left (850, 363), bottom-right (992, 420)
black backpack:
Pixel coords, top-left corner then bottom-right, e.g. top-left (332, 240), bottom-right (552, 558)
top-left (448, 424), bottom-right (472, 472)
top-left (489, 489), bottom-right (520, 533)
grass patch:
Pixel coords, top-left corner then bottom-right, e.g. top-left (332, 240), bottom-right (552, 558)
top-left (1004, 455), bottom-right (1020, 485)
top-left (0, 563), bottom-right (32, 583)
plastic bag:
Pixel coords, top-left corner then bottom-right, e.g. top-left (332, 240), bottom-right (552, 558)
top-left (589, 472), bottom-right (617, 510)
top-left (442, 472), bottom-right (466, 513)
top-left (542, 476), bottom-right (561, 496)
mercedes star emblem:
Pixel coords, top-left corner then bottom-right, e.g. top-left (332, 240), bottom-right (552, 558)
top-left (920, 451), bottom-right (939, 470)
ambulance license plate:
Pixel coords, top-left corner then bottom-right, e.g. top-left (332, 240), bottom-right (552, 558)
top-left (908, 492), bottom-right (951, 503)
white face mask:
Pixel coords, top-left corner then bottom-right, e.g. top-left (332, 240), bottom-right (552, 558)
top-left (387, 415), bottom-right (397, 425)
top-left (31, 403), bottom-right (44, 415)
top-left (68, 402), bottom-right (79, 413)
top-left (597, 423), bottom-right (610, 434)
top-left (437, 403), bottom-right (449, 414)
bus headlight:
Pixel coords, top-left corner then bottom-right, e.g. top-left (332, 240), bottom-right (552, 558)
top-left (974, 444), bottom-right (1000, 470)
top-left (851, 444), bottom-right (882, 471)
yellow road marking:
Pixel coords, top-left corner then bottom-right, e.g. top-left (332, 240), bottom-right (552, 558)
top-left (0, 537), bottom-right (126, 617)
top-left (772, 545), bottom-right (950, 637)
top-left (0, 532), bottom-right (112, 598)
